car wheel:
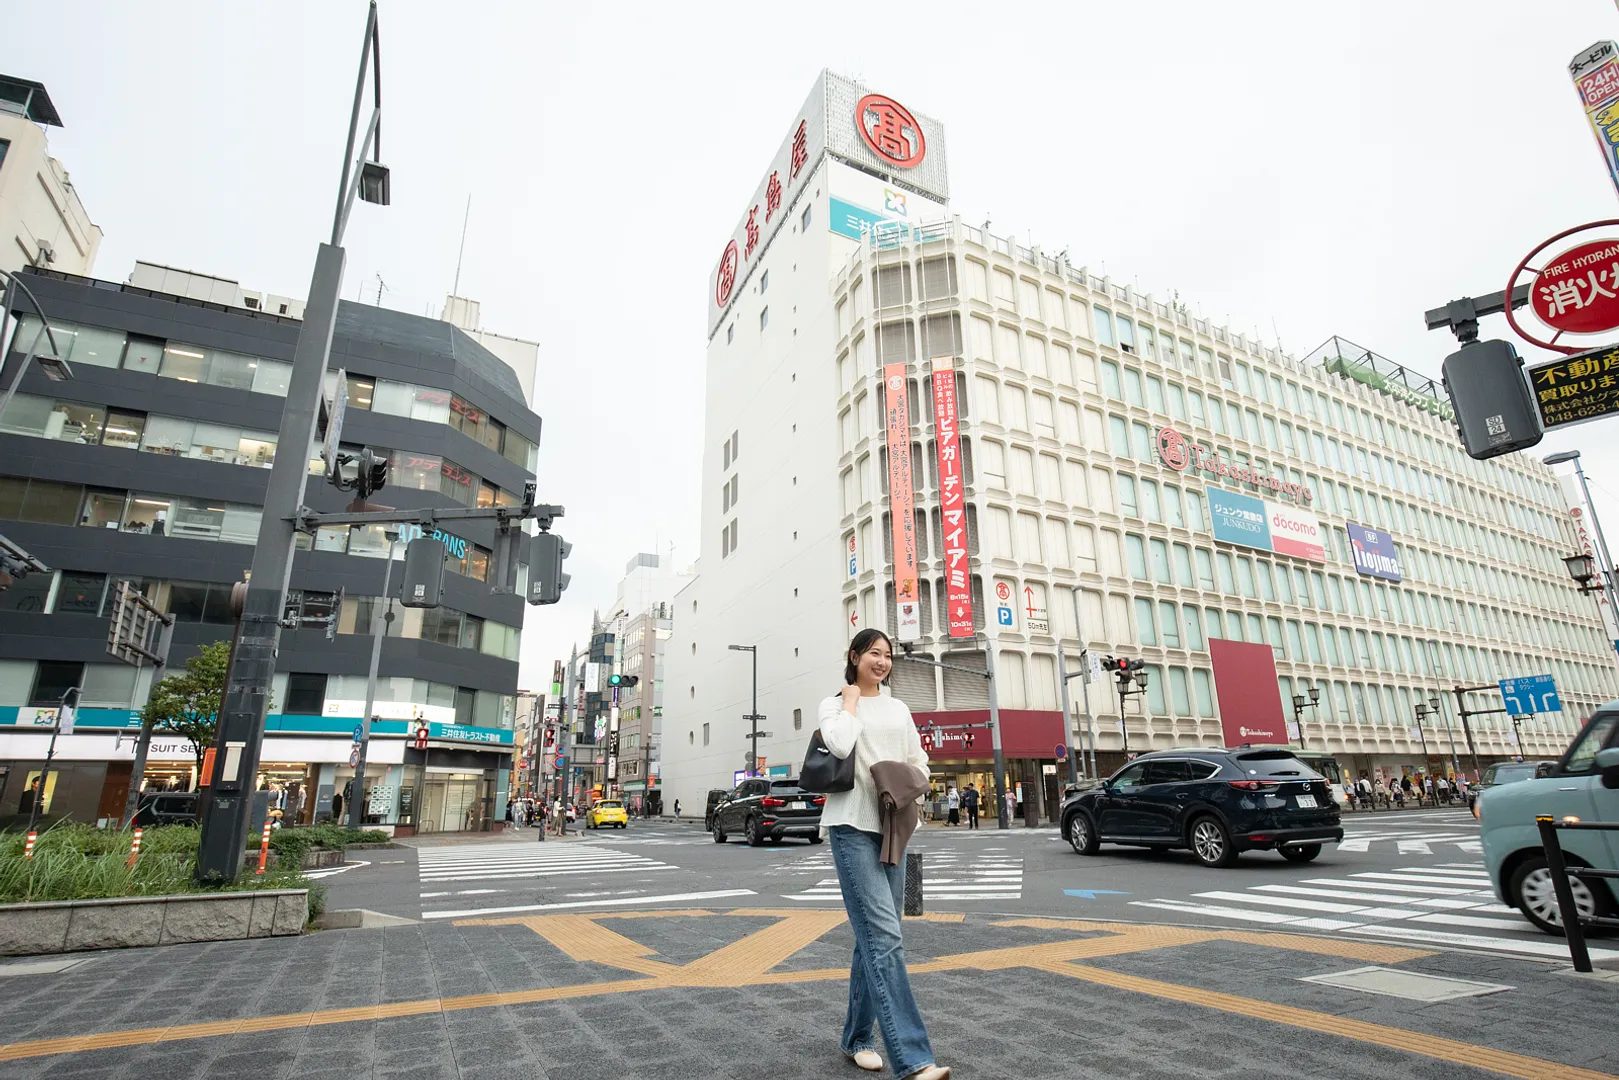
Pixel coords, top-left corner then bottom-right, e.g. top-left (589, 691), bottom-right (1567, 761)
top-left (1189, 816), bottom-right (1237, 868)
top-left (809, 834), bottom-right (825, 844)
top-left (1279, 843), bottom-right (1322, 864)
top-left (1066, 812), bottom-right (1099, 855)
top-left (712, 821), bottom-right (727, 843)
top-left (746, 817), bottom-right (763, 847)
top-left (1511, 856), bottom-right (1610, 936)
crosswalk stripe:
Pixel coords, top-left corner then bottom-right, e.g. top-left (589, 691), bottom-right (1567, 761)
top-left (1350, 871), bottom-right (1496, 888)
top-left (1304, 877), bottom-right (1480, 896)
top-left (1348, 923), bottom-right (1619, 961)
top-left (1252, 884), bottom-right (1475, 906)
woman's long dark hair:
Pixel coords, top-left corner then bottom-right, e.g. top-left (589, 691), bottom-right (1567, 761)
top-left (844, 628), bottom-right (894, 685)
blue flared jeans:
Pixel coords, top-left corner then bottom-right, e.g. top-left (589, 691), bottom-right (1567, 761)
top-left (829, 825), bottom-right (935, 1078)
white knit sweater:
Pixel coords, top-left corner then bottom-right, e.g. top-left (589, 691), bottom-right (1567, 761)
top-left (817, 690), bottom-right (930, 836)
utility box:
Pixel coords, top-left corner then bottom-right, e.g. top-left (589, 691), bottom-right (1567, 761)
top-left (400, 537), bottom-right (446, 608)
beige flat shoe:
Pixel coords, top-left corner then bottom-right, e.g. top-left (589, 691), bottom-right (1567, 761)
top-left (847, 1049), bottom-right (883, 1071)
top-left (905, 1068), bottom-right (951, 1080)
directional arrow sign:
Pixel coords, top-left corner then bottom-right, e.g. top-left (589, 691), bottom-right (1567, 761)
top-left (1064, 889), bottom-right (1131, 899)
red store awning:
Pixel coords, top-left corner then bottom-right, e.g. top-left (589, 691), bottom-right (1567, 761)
top-left (910, 709), bottom-right (1065, 760)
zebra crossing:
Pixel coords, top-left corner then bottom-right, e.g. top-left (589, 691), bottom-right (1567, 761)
top-left (783, 846), bottom-right (1024, 903)
top-left (1335, 832), bottom-right (1482, 854)
top-left (415, 842), bottom-right (679, 886)
top-left (1130, 863), bottom-right (1619, 963)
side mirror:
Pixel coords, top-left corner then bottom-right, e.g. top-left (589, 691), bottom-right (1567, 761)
top-left (1595, 746), bottom-right (1619, 790)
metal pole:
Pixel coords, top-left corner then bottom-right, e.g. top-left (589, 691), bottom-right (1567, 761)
top-left (1057, 650), bottom-right (1078, 785)
top-left (562, 645), bottom-right (577, 834)
top-left (348, 538), bottom-right (397, 828)
top-left (194, 244), bottom-right (345, 883)
top-left (1572, 457), bottom-right (1619, 668)
top-left (1118, 680), bottom-right (1130, 758)
top-left (750, 646), bottom-right (759, 776)
top-left (27, 686), bottom-right (78, 836)
top-left (985, 644), bottom-right (1008, 830)
top-left (1452, 686), bottom-right (1484, 780)
top-left (1427, 641), bottom-right (1462, 778)
top-left (122, 613), bottom-right (177, 827)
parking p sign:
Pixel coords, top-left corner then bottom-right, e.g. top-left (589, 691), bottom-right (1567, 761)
top-left (1498, 674), bottom-right (1562, 714)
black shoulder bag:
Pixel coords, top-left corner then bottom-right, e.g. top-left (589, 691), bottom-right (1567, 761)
top-left (799, 725), bottom-right (856, 794)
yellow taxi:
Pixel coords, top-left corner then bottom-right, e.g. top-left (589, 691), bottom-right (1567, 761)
top-left (586, 800), bottom-right (629, 829)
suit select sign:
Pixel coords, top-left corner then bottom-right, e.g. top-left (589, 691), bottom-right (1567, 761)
top-left (1208, 487), bottom-right (1325, 562)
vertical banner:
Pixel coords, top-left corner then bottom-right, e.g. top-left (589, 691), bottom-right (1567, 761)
top-left (1208, 638), bottom-right (1287, 747)
top-left (932, 357), bottom-right (975, 638)
top-left (1556, 472), bottom-right (1619, 654)
top-left (1571, 41), bottom-right (1619, 200)
top-left (885, 363), bottom-right (921, 642)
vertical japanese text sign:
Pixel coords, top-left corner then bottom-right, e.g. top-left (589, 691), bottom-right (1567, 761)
top-left (885, 364), bottom-right (921, 641)
top-left (1571, 41), bottom-right (1619, 200)
top-left (932, 357), bottom-right (974, 638)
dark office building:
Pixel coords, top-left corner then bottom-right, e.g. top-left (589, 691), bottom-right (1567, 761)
top-left (0, 266), bottom-right (541, 834)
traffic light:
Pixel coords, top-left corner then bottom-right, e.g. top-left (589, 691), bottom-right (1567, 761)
top-left (413, 725), bottom-right (429, 750)
top-left (491, 524), bottom-right (523, 595)
top-left (356, 447), bottom-right (390, 498)
top-left (400, 537), bottom-right (446, 608)
top-left (529, 531), bottom-right (571, 605)
top-left (607, 673), bottom-right (639, 688)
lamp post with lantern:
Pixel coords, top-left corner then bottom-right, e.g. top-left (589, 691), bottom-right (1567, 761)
top-left (1290, 685), bottom-right (1321, 748)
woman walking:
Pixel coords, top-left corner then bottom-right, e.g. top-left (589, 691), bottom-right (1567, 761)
top-left (818, 629), bottom-right (951, 1080)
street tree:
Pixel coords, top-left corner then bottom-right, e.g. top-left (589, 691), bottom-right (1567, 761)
top-left (141, 640), bottom-right (232, 776)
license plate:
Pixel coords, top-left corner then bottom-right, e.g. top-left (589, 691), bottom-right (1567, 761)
top-left (790, 801), bottom-right (806, 810)
top-left (1295, 794), bottom-right (1317, 808)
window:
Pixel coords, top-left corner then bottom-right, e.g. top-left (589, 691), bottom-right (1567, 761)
top-left (760, 306), bottom-right (769, 330)
top-left (30, 661), bottom-right (84, 706)
top-left (0, 571), bottom-right (53, 613)
top-left (703, 722), bottom-right (711, 746)
top-left (727, 324), bottom-right (735, 344)
top-left (802, 205), bottom-right (812, 231)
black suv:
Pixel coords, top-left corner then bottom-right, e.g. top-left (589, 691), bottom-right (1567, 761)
top-left (132, 791), bottom-right (200, 827)
top-left (1060, 748), bottom-right (1343, 867)
top-left (712, 777), bottom-right (825, 846)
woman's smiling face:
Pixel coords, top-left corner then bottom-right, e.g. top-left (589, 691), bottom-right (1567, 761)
top-left (852, 636), bottom-right (893, 684)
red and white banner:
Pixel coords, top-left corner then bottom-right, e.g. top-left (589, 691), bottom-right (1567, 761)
top-left (885, 363), bottom-right (921, 642)
top-left (1267, 502), bottom-right (1325, 562)
top-left (931, 357), bottom-right (974, 637)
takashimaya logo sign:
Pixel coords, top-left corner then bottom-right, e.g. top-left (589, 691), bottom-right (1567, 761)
top-left (715, 241), bottom-right (739, 308)
top-left (1155, 426), bottom-right (1313, 504)
top-left (856, 94), bottom-right (926, 168)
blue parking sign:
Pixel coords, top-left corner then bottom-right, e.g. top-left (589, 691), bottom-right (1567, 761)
top-left (997, 606), bottom-right (1013, 626)
top-left (1498, 674), bottom-right (1561, 714)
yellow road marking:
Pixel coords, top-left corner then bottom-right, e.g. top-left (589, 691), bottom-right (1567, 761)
top-left (0, 910), bottom-right (1597, 1080)
top-left (1041, 961), bottom-right (1614, 1080)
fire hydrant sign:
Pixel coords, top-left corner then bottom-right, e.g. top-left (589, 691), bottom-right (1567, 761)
top-left (1531, 238), bottom-right (1619, 334)
top-left (1527, 344), bottom-right (1619, 431)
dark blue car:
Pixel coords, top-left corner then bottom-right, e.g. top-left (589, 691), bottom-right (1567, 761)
top-left (1060, 748), bottom-right (1344, 867)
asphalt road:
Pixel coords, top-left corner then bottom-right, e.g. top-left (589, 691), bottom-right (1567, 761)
top-left (319, 807), bottom-right (1613, 966)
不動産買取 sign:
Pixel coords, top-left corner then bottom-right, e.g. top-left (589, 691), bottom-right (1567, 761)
top-left (1527, 344), bottom-right (1619, 432)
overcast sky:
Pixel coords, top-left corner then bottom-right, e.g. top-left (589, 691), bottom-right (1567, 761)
top-left (10, 1), bottom-right (1619, 688)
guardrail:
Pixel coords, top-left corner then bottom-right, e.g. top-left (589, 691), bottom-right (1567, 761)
top-left (1536, 815), bottom-right (1619, 972)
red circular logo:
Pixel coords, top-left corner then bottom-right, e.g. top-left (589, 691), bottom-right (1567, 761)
top-left (715, 240), bottom-right (740, 307)
top-left (1157, 427), bottom-right (1190, 471)
top-left (855, 94), bottom-right (926, 169)
top-left (1531, 238), bottom-right (1619, 334)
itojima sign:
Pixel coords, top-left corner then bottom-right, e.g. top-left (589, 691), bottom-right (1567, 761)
top-left (1156, 426), bottom-right (1313, 504)
top-left (1347, 522), bottom-right (1402, 582)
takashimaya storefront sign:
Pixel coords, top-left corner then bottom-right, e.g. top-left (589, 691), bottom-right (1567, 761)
top-left (1156, 426), bottom-right (1313, 504)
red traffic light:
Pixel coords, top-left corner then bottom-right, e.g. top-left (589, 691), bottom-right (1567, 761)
top-left (413, 726), bottom-right (429, 750)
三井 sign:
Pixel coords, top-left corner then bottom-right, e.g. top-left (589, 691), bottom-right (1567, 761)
top-left (1532, 238), bottom-right (1619, 335)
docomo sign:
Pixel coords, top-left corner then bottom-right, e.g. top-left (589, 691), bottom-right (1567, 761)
top-left (1156, 426), bottom-right (1313, 504)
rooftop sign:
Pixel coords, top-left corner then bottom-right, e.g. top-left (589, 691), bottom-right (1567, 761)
top-left (707, 71), bottom-right (949, 337)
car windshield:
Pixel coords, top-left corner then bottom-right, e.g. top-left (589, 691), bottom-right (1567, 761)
top-left (1483, 764), bottom-right (1533, 785)
top-left (770, 781), bottom-right (805, 795)
top-left (1231, 751), bottom-right (1323, 780)
top-left (1565, 712), bottom-right (1619, 774)
top-left (597, 801), bottom-right (623, 809)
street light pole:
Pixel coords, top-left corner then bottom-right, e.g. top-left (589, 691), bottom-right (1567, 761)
top-left (729, 645), bottom-right (761, 776)
top-left (195, 1), bottom-right (388, 882)
top-left (984, 645), bottom-right (1008, 830)
top-left (1056, 650), bottom-right (1081, 785)
top-left (26, 686), bottom-right (79, 836)
top-left (347, 533), bottom-right (398, 828)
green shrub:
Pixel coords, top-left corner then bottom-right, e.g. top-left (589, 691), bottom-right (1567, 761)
top-left (265, 825), bottom-right (387, 864)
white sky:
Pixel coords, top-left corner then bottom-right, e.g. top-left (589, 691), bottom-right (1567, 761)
top-left (10, 0), bottom-right (1619, 690)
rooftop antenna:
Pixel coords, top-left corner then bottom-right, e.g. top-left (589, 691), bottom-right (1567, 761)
top-left (1271, 317), bottom-right (1284, 351)
top-left (451, 194), bottom-right (472, 299)
top-left (374, 274), bottom-right (389, 306)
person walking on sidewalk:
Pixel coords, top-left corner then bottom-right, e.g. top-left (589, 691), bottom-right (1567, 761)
top-left (962, 783), bottom-right (980, 829)
top-left (946, 786), bottom-right (960, 827)
top-left (674, 799), bottom-right (682, 822)
top-left (818, 628), bottom-right (952, 1080)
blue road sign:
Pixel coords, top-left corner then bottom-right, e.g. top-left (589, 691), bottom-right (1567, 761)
top-left (1499, 674), bottom-right (1562, 714)
top-left (1054, 744), bottom-right (1067, 760)
top-left (554, 755), bottom-right (566, 769)
top-left (1064, 889), bottom-right (1131, 899)
top-left (352, 725), bottom-right (364, 744)
top-left (996, 606), bottom-right (1013, 626)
